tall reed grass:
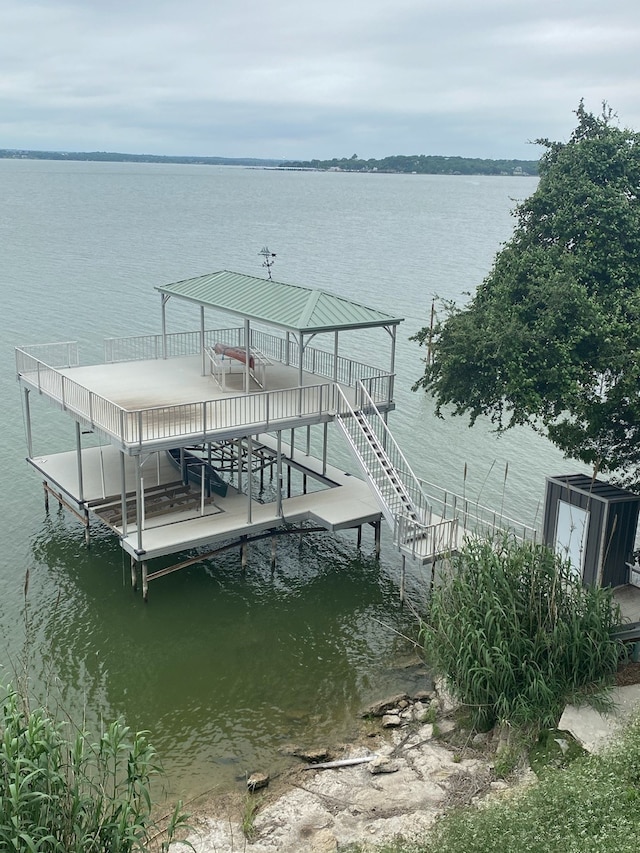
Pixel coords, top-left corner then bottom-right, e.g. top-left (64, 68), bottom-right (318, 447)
top-left (0, 685), bottom-right (190, 852)
top-left (421, 535), bottom-right (623, 730)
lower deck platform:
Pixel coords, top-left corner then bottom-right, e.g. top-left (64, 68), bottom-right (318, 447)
top-left (28, 437), bottom-right (383, 567)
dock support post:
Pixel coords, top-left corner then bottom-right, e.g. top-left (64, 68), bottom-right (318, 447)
top-left (241, 537), bottom-right (248, 571)
top-left (120, 451), bottom-right (128, 537)
top-left (271, 536), bottom-right (277, 570)
top-left (24, 388), bottom-right (33, 458)
top-left (131, 557), bottom-right (138, 591)
top-left (237, 440), bottom-right (243, 494)
top-left (135, 456), bottom-right (143, 555)
top-left (246, 435), bottom-right (253, 523)
top-left (357, 525), bottom-right (362, 549)
top-left (276, 433), bottom-right (283, 517)
top-left (142, 562), bottom-right (148, 602)
top-left (389, 324), bottom-right (397, 404)
top-left (374, 519), bottom-right (381, 559)
top-left (75, 422), bottom-right (85, 504)
top-left (297, 333), bottom-right (305, 409)
top-left (84, 510), bottom-right (90, 548)
top-left (44, 482), bottom-right (49, 513)
top-left (400, 555), bottom-right (406, 604)
top-left (322, 423), bottom-right (328, 476)
top-left (160, 293), bottom-right (168, 359)
top-left (200, 305), bottom-right (206, 376)
top-left (244, 318), bottom-right (251, 393)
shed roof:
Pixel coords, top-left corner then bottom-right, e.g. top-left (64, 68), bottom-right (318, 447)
top-left (156, 270), bottom-right (403, 334)
top-left (546, 474), bottom-right (640, 504)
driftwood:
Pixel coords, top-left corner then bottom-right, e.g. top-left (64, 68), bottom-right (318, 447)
top-left (304, 756), bottom-right (375, 771)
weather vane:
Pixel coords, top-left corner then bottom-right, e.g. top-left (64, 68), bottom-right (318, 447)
top-left (259, 246), bottom-right (276, 280)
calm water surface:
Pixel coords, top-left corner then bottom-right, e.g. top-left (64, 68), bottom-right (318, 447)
top-left (0, 161), bottom-right (577, 799)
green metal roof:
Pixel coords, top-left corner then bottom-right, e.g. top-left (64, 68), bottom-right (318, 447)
top-left (156, 270), bottom-right (403, 334)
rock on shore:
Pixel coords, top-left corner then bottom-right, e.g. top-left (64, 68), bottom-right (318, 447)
top-left (176, 690), bottom-right (503, 853)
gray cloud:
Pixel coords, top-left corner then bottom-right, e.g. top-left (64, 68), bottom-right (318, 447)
top-left (1, 0), bottom-right (639, 158)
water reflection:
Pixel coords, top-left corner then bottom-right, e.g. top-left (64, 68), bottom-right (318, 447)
top-left (29, 517), bottom-right (428, 797)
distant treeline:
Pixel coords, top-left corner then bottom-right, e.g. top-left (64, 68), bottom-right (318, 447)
top-left (0, 148), bottom-right (539, 176)
top-left (281, 154), bottom-right (539, 176)
top-left (0, 149), bottom-right (284, 167)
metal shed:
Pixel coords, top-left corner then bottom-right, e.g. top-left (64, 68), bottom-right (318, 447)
top-left (542, 473), bottom-right (640, 587)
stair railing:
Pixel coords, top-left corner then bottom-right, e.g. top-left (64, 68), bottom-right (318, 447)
top-left (333, 383), bottom-right (432, 530)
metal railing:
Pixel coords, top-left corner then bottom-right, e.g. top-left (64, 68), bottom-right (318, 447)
top-left (333, 381), bottom-right (431, 525)
top-left (17, 336), bottom-right (392, 452)
top-left (15, 342), bottom-right (79, 373)
top-left (394, 515), bottom-right (459, 562)
top-left (103, 327), bottom-right (392, 402)
top-left (104, 328), bottom-right (244, 362)
top-left (333, 381), bottom-right (465, 561)
top-left (16, 350), bottom-right (127, 436)
top-left (17, 345), bottom-right (340, 447)
top-left (417, 477), bottom-right (540, 544)
top-left (119, 383), bottom-right (337, 445)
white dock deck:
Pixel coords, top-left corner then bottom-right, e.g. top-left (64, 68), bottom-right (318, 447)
top-left (57, 355), bottom-right (355, 410)
top-left (19, 352), bottom-right (381, 451)
top-left (29, 439), bottom-right (383, 562)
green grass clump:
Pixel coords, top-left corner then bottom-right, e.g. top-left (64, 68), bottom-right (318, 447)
top-left (0, 684), bottom-right (190, 852)
top-left (417, 712), bottom-right (640, 853)
top-left (421, 535), bottom-right (622, 730)
top-left (528, 729), bottom-right (587, 776)
top-left (241, 792), bottom-right (263, 841)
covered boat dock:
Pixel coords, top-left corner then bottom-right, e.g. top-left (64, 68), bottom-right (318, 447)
top-left (18, 271), bottom-right (468, 598)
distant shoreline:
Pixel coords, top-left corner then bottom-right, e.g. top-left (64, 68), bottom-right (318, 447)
top-left (0, 148), bottom-right (539, 177)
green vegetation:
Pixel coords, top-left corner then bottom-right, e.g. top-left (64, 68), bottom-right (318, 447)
top-left (0, 684), bottom-right (190, 852)
top-left (0, 148), bottom-right (538, 175)
top-left (241, 792), bottom-right (263, 841)
top-left (428, 713), bottom-right (640, 853)
top-left (0, 148), bottom-right (283, 167)
top-left (528, 728), bottom-right (587, 776)
top-left (413, 102), bottom-right (640, 486)
top-left (420, 536), bottom-right (621, 731)
top-left (282, 153), bottom-right (538, 176)
top-left (344, 714), bottom-right (640, 853)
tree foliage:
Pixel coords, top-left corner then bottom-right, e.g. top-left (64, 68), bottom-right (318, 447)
top-left (283, 153), bottom-right (538, 176)
top-left (412, 103), bottom-right (640, 485)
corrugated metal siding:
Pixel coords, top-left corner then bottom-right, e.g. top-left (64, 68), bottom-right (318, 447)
top-left (156, 270), bottom-right (403, 333)
top-left (543, 474), bottom-right (640, 587)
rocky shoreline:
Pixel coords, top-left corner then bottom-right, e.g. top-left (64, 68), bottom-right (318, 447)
top-left (177, 684), bottom-right (530, 853)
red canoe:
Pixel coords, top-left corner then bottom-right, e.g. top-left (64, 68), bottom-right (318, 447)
top-left (213, 342), bottom-right (255, 369)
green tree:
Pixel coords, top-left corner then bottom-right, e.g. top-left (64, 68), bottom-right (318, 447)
top-left (412, 103), bottom-right (640, 486)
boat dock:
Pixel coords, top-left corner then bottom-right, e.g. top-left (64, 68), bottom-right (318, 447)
top-left (15, 268), bottom-right (638, 612)
top-left (17, 270), bottom-right (474, 598)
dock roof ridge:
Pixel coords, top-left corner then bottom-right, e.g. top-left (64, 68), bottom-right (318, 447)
top-left (155, 269), bottom-right (403, 333)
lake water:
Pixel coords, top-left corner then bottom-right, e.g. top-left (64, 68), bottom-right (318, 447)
top-left (0, 160), bottom-right (576, 800)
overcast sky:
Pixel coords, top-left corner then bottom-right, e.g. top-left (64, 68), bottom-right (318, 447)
top-left (2, 0), bottom-right (639, 161)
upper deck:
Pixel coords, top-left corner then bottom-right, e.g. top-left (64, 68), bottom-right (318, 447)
top-left (16, 326), bottom-right (395, 453)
